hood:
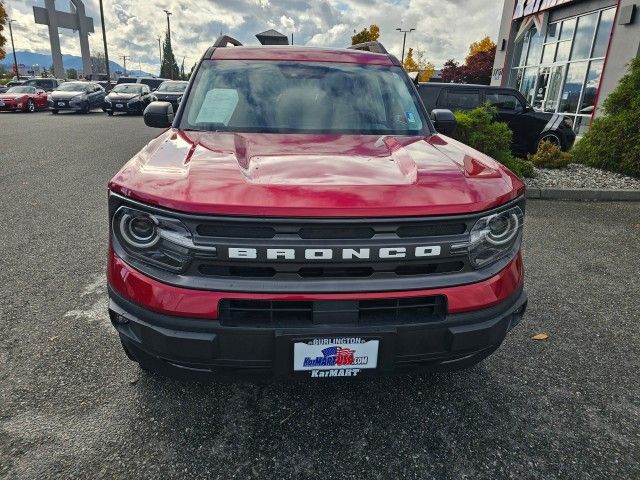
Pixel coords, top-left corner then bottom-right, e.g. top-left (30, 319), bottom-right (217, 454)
top-left (0, 93), bottom-right (28, 100)
top-left (51, 91), bottom-right (85, 100)
top-left (107, 92), bottom-right (139, 100)
top-left (109, 130), bottom-right (524, 217)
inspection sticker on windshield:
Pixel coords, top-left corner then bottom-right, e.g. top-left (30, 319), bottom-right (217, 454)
top-left (293, 338), bottom-right (379, 378)
top-left (195, 88), bottom-right (239, 126)
top-left (405, 111), bottom-right (416, 123)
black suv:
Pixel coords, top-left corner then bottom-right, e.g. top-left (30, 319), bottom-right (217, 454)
top-left (417, 83), bottom-right (575, 155)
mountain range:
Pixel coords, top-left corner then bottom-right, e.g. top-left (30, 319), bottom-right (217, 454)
top-left (1, 51), bottom-right (154, 77)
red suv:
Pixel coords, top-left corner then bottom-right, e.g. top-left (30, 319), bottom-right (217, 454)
top-left (107, 38), bottom-right (527, 379)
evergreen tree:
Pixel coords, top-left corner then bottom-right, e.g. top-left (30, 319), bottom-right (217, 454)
top-left (160, 32), bottom-right (179, 79)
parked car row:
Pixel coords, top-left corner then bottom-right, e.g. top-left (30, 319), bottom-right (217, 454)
top-left (0, 78), bottom-right (188, 116)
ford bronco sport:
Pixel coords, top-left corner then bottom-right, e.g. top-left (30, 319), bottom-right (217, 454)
top-left (107, 37), bottom-right (528, 379)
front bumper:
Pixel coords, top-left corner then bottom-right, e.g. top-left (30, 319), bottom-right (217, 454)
top-left (0, 102), bottom-right (21, 111)
top-left (109, 283), bottom-right (527, 379)
top-left (104, 101), bottom-right (144, 113)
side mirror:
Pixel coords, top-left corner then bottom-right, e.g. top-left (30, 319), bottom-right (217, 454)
top-left (430, 109), bottom-right (457, 136)
top-left (144, 101), bottom-right (174, 128)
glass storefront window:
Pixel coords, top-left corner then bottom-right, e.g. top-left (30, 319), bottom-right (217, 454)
top-left (521, 67), bottom-right (538, 105)
top-left (560, 18), bottom-right (576, 41)
top-left (571, 13), bottom-right (598, 60)
top-left (555, 41), bottom-right (572, 62)
top-left (544, 65), bottom-right (564, 112)
top-left (559, 61), bottom-right (588, 114)
top-left (526, 30), bottom-right (543, 66)
top-left (593, 8), bottom-right (615, 58)
top-left (541, 43), bottom-right (556, 64)
top-left (509, 7), bottom-right (615, 133)
top-left (580, 60), bottom-right (604, 114)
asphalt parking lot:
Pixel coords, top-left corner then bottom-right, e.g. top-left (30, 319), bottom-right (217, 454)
top-left (1, 110), bottom-right (639, 480)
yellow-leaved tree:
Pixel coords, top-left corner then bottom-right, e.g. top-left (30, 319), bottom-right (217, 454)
top-left (465, 36), bottom-right (496, 63)
top-left (351, 25), bottom-right (380, 45)
top-left (0, 1), bottom-right (8, 61)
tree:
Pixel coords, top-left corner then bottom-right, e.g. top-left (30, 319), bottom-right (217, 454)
top-left (403, 47), bottom-right (418, 71)
top-left (441, 59), bottom-right (465, 83)
top-left (466, 36), bottom-right (496, 63)
top-left (0, 1), bottom-right (7, 61)
top-left (351, 25), bottom-right (380, 45)
top-left (66, 68), bottom-right (78, 79)
top-left (414, 48), bottom-right (435, 82)
top-left (160, 32), bottom-right (179, 79)
top-left (463, 46), bottom-right (496, 85)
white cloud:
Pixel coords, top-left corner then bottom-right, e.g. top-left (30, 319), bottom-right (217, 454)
top-left (4, 0), bottom-right (503, 75)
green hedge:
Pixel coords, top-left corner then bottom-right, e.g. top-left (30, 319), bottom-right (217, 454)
top-left (451, 104), bottom-right (534, 178)
top-left (572, 57), bottom-right (640, 178)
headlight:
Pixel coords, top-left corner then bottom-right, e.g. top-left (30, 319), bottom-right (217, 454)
top-left (105, 97), bottom-right (112, 104)
top-left (468, 206), bottom-right (523, 269)
top-left (112, 206), bottom-right (212, 272)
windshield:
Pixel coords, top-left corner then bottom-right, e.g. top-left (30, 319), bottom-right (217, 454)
top-left (180, 60), bottom-right (429, 135)
top-left (157, 82), bottom-right (187, 93)
top-left (112, 84), bottom-right (143, 94)
top-left (7, 86), bottom-right (36, 94)
top-left (56, 82), bottom-right (88, 92)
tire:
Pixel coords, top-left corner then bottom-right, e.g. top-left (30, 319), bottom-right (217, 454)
top-left (82, 101), bottom-right (90, 114)
top-left (51, 109), bottom-right (59, 114)
top-left (537, 132), bottom-right (561, 151)
top-left (107, 110), bottom-right (114, 116)
top-left (26, 99), bottom-right (35, 113)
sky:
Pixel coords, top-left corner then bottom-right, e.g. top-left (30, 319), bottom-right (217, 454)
top-left (5, 0), bottom-right (503, 75)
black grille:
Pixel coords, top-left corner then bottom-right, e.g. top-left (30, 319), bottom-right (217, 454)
top-left (219, 296), bottom-right (446, 327)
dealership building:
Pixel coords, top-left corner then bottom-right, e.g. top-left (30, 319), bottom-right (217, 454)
top-left (492, 0), bottom-right (639, 134)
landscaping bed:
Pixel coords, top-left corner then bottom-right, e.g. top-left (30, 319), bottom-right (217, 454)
top-left (525, 163), bottom-right (640, 190)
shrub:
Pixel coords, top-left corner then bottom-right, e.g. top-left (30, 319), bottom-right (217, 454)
top-left (528, 140), bottom-right (573, 169)
top-left (451, 103), bottom-right (534, 177)
top-left (572, 57), bottom-right (640, 178)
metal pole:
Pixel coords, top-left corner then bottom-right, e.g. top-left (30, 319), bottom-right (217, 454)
top-left (158, 36), bottom-right (162, 65)
top-left (8, 19), bottom-right (19, 80)
top-left (396, 28), bottom-right (416, 64)
top-left (163, 10), bottom-right (173, 79)
top-left (121, 55), bottom-right (130, 76)
top-left (291, 33), bottom-right (293, 45)
top-left (98, 0), bottom-right (111, 87)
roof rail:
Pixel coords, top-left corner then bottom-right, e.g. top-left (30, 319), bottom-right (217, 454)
top-left (213, 35), bottom-right (243, 47)
top-left (348, 41), bottom-right (388, 54)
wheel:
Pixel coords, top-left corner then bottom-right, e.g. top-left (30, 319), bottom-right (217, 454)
top-left (107, 110), bottom-right (114, 116)
top-left (82, 101), bottom-right (90, 114)
top-left (26, 99), bottom-right (35, 113)
top-left (51, 109), bottom-right (59, 114)
top-left (537, 132), bottom-right (561, 150)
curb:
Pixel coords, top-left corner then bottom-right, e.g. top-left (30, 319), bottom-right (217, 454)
top-left (525, 188), bottom-right (640, 201)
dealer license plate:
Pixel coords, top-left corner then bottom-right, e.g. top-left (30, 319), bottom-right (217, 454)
top-left (293, 337), bottom-right (379, 378)
top-left (57, 101), bottom-right (65, 106)
top-left (116, 103), bottom-right (123, 108)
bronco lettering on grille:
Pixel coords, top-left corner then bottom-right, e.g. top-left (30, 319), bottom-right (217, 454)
top-left (227, 246), bottom-right (441, 260)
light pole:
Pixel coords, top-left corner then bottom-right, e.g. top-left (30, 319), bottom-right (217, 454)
top-left (396, 28), bottom-right (415, 64)
top-left (98, 0), bottom-right (111, 87)
top-left (158, 36), bottom-right (162, 65)
top-left (7, 19), bottom-right (19, 80)
top-left (163, 10), bottom-right (172, 45)
top-left (121, 55), bottom-right (130, 76)
top-left (163, 10), bottom-right (173, 79)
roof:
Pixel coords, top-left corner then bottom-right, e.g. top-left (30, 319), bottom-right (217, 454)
top-left (418, 82), bottom-right (511, 89)
top-left (210, 46), bottom-right (395, 65)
